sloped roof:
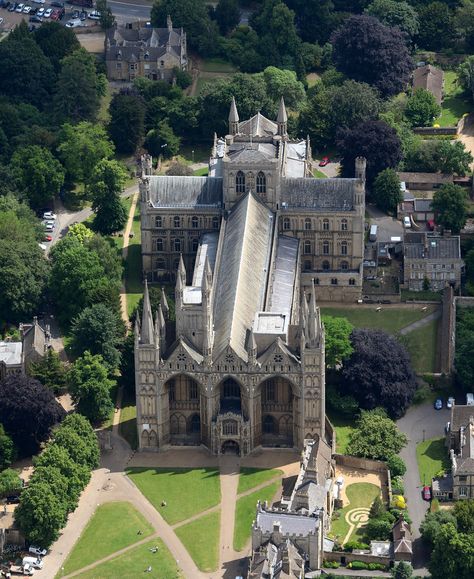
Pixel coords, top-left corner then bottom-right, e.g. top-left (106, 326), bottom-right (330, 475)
top-left (413, 65), bottom-right (444, 104)
top-left (281, 178), bottom-right (356, 211)
top-left (404, 233), bottom-right (461, 259)
top-left (212, 192), bottom-right (275, 360)
top-left (266, 236), bottom-right (298, 318)
top-left (451, 405), bottom-right (474, 431)
top-left (0, 342), bottom-right (22, 366)
top-left (227, 143), bottom-right (276, 163)
top-left (238, 112), bottom-right (278, 137)
top-left (148, 176), bottom-right (223, 208)
top-left (255, 509), bottom-right (320, 535)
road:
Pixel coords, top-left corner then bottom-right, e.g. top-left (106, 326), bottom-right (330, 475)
top-left (397, 401), bottom-right (449, 571)
top-left (108, 0), bottom-right (151, 23)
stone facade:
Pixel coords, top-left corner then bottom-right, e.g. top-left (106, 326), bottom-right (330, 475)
top-left (140, 98), bottom-right (366, 303)
top-left (105, 17), bottom-right (187, 83)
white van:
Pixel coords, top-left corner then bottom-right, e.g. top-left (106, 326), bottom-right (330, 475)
top-left (22, 557), bottom-right (43, 569)
top-left (467, 393), bottom-right (474, 406)
top-left (369, 224), bottom-right (377, 242)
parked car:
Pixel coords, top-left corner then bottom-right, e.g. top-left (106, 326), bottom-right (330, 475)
top-left (23, 5), bottom-right (32, 12)
top-left (15, 2), bottom-right (24, 11)
top-left (37, 6), bottom-right (44, 15)
top-left (434, 398), bottom-right (443, 410)
top-left (447, 397), bottom-right (455, 409)
top-left (29, 14), bottom-right (41, 21)
top-left (43, 234), bottom-right (52, 242)
top-left (22, 557), bottom-right (43, 570)
top-left (2, 2), bottom-right (10, 9)
top-left (65, 17), bottom-right (82, 27)
top-left (403, 215), bottom-right (411, 228)
top-left (5, 495), bottom-right (20, 504)
top-left (50, 9), bottom-right (59, 19)
top-left (44, 223), bottom-right (54, 232)
top-left (50, 0), bottom-right (64, 5)
top-left (88, 9), bottom-right (100, 19)
top-left (8, 2), bottom-right (15, 10)
top-left (29, 546), bottom-right (47, 557)
top-left (43, 6), bottom-right (52, 16)
top-left (422, 485), bottom-right (432, 501)
top-left (319, 156), bottom-right (330, 167)
top-left (43, 211), bottom-right (56, 220)
top-left (10, 564), bottom-right (34, 576)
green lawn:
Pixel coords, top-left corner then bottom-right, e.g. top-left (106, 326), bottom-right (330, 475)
top-left (401, 318), bottom-right (439, 373)
top-left (127, 468), bottom-right (221, 525)
top-left (238, 468), bottom-right (283, 494)
top-left (119, 388), bottom-right (138, 449)
top-left (313, 169), bottom-right (327, 178)
top-left (436, 71), bottom-right (470, 127)
top-left (75, 538), bottom-right (181, 579)
top-left (200, 58), bottom-right (236, 73)
top-left (179, 143), bottom-right (211, 164)
top-left (401, 289), bottom-right (442, 302)
top-left (416, 437), bottom-right (450, 486)
top-left (330, 483), bottom-right (381, 544)
top-left (58, 502), bottom-right (154, 576)
top-left (233, 482), bottom-right (279, 551)
top-left (321, 306), bottom-right (437, 334)
top-left (327, 409), bottom-right (355, 454)
top-left (175, 511), bottom-right (220, 572)
top-left (194, 167), bottom-right (209, 176)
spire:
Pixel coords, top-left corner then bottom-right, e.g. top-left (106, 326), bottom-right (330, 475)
top-left (154, 308), bottom-right (160, 343)
top-left (229, 97), bottom-right (239, 135)
top-left (158, 303), bottom-right (166, 336)
top-left (248, 328), bottom-right (257, 364)
top-left (277, 96), bottom-right (288, 138)
top-left (167, 14), bottom-right (172, 32)
top-left (160, 287), bottom-right (169, 319)
top-left (141, 279), bottom-right (154, 344)
top-left (134, 316), bottom-right (140, 347)
top-left (178, 253), bottom-right (186, 283)
top-left (308, 279), bottom-right (319, 347)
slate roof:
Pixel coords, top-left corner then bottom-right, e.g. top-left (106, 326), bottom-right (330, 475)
top-left (238, 112), bottom-right (278, 137)
top-left (255, 509), bottom-right (320, 535)
top-left (212, 192), bottom-right (275, 359)
top-left (281, 178), bottom-right (356, 211)
top-left (148, 176), bottom-right (223, 208)
top-left (106, 25), bottom-right (184, 62)
top-left (404, 233), bottom-right (461, 259)
top-left (413, 65), bottom-right (444, 105)
top-left (267, 236), bottom-right (299, 319)
top-left (451, 405), bottom-right (474, 431)
top-left (227, 143), bottom-right (276, 163)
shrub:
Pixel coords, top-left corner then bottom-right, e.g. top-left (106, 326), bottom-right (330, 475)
top-left (430, 498), bottom-right (440, 513)
top-left (323, 560), bottom-right (341, 568)
top-left (391, 476), bottom-right (405, 496)
top-left (349, 561), bottom-right (369, 570)
top-left (367, 562), bottom-right (387, 570)
top-left (344, 540), bottom-right (370, 552)
top-left (387, 455), bottom-right (407, 477)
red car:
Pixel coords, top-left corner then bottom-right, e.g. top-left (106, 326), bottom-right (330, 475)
top-left (43, 234), bottom-right (52, 242)
top-left (50, 9), bottom-right (60, 20)
top-left (319, 156), bottom-right (330, 167)
top-left (422, 485), bottom-right (432, 501)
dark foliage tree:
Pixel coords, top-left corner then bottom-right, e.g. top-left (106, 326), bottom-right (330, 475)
top-left (108, 93), bottom-right (146, 154)
top-left (119, 331), bottom-right (135, 392)
top-left (0, 36), bottom-right (55, 108)
top-left (166, 161), bottom-right (194, 176)
top-left (331, 15), bottom-right (413, 97)
top-left (220, 26), bottom-right (264, 72)
top-left (453, 500), bottom-right (474, 534)
top-left (338, 120), bottom-right (402, 185)
top-left (33, 21), bottom-right (80, 71)
top-left (215, 0), bottom-right (240, 35)
top-left (387, 455), bottom-right (407, 477)
top-left (366, 0), bottom-right (419, 38)
top-left (89, 159), bottom-right (128, 235)
top-left (391, 561), bottom-right (414, 579)
top-left (285, 0), bottom-right (340, 44)
top-left (52, 419), bottom-right (100, 468)
top-left (0, 375), bottom-right (65, 456)
top-left (455, 307), bottom-right (474, 390)
top-left (0, 424), bottom-right (16, 471)
top-left (29, 350), bottom-right (68, 394)
top-left (341, 329), bottom-right (417, 418)
top-left (96, 0), bottom-right (115, 29)
top-left (372, 168), bottom-right (403, 214)
top-left (416, 2), bottom-right (455, 51)
top-left (404, 140), bottom-right (473, 176)
top-left (429, 522), bottom-right (474, 579)
top-left (431, 183), bottom-right (468, 234)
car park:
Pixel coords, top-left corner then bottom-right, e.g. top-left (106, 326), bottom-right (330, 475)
top-left (447, 397), bottom-right (455, 409)
top-left (66, 17), bottom-right (82, 27)
top-left (22, 557), bottom-right (43, 570)
top-left (50, 9), bottom-right (59, 19)
top-left (434, 398), bottom-right (443, 410)
top-left (87, 9), bottom-right (100, 19)
top-left (42, 211), bottom-right (56, 220)
top-left (43, 7), bottom-right (52, 16)
top-left (29, 546), bottom-right (47, 557)
top-left (2, 1), bottom-right (9, 8)
top-left (422, 485), bottom-right (432, 501)
top-left (319, 156), bottom-right (330, 167)
top-left (50, 0), bottom-right (63, 5)
top-left (8, 2), bottom-right (16, 9)
top-left (43, 234), bottom-right (52, 242)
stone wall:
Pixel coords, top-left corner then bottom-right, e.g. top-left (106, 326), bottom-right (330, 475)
top-left (324, 550), bottom-right (390, 568)
top-left (334, 454), bottom-right (388, 474)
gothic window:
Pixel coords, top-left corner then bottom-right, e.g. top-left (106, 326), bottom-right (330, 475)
top-left (174, 215), bottom-right (181, 228)
top-left (177, 353), bottom-right (186, 362)
top-left (314, 278), bottom-right (320, 285)
top-left (155, 216), bottom-right (162, 228)
top-left (304, 260), bottom-right (311, 271)
top-left (168, 380), bottom-right (175, 401)
top-left (349, 278), bottom-right (356, 286)
top-left (331, 278), bottom-right (338, 285)
top-left (322, 260), bottom-right (330, 271)
top-left (189, 381), bottom-right (198, 400)
top-left (223, 420), bottom-right (237, 435)
top-left (191, 216), bottom-right (199, 228)
top-left (190, 414), bottom-right (200, 433)
top-left (144, 52), bottom-right (149, 60)
top-left (263, 381), bottom-right (276, 402)
top-left (192, 238), bottom-right (199, 252)
top-left (341, 241), bottom-right (348, 255)
top-left (174, 238), bottom-right (182, 252)
top-left (340, 260), bottom-right (349, 270)
top-left (323, 219), bottom-right (329, 231)
top-left (274, 354), bottom-right (283, 363)
top-left (256, 172), bottom-right (266, 194)
top-left (223, 379), bottom-right (240, 399)
top-left (225, 353), bottom-right (235, 364)
top-left (323, 241), bottom-right (329, 255)
top-left (212, 216), bottom-right (219, 229)
top-left (155, 257), bottom-right (166, 269)
top-left (155, 238), bottom-right (163, 251)
top-left (304, 218), bottom-right (312, 230)
top-left (236, 171), bottom-right (245, 194)
top-left (170, 414), bottom-right (186, 435)
top-left (283, 217), bottom-right (290, 230)
top-left (304, 240), bottom-right (311, 254)
top-left (279, 415), bottom-right (292, 437)
top-left (341, 219), bottom-right (348, 231)
top-left (263, 415), bottom-right (275, 434)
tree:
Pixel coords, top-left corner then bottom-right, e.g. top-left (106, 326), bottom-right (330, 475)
top-left (71, 303), bottom-right (125, 370)
top-left (453, 499), bottom-right (474, 534)
top-left (86, 234), bottom-right (123, 282)
top-left (29, 465), bottom-right (72, 512)
top-left (322, 316), bottom-right (354, 367)
top-left (96, 0), bottom-right (115, 29)
top-left (144, 121), bottom-right (180, 158)
top-left (366, 0), bottom-right (418, 38)
top-left (373, 169), bottom-right (402, 214)
top-left (52, 422), bottom-right (100, 469)
top-left (119, 331), bottom-right (135, 392)
top-left (262, 67), bottom-right (306, 110)
top-left (416, 2), bottom-right (455, 51)
top-left (455, 307), bottom-right (474, 389)
top-left (108, 93), bottom-right (146, 154)
top-left (0, 36), bottom-right (55, 108)
top-left (369, 495), bottom-right (385, 518)
top-left (391, 561), bottom-right (414, 579)
top-left (404, 140), bottom-right (473, 176)
top-left (54, 48), bottom-right (106, 123)
top-left (431, 183), bottom-right (468, 234)
top-left (215, 0), bottom-right (240, 35)
top-left (285, 0), bottom-right (339, 44)
top-left (331, 15), bottom-right (413, 97)
top-left (89, 159), bottom-right (128, 235)
top-left (0, 469), bottom-right (22, 496)
top-left (67, 351), bottom-right (115, 424)
top-left (29, 349), bottom-right (68, 394)
top-left (0, 424), bottom-right (16, 470)
top-left (338, 120), bottom-right (402, 185)
top-left (420, 509), bottom-right (457, 549)
top-left (458, 55), bottom-right (474, 102)
top-left (405, 88), bottom-right (441, 128)
top-left (166, 161), bottom-right (194, 176)
top-left (0, 374), bottom-right (65, 456)
top-left (365, 517), bottom-right (393, 540)
top-left (33, 21), bottom-right (80, 71)
top-left (57, 122), bottom-right (115, 184)
top-left (387, 455), bottom-right (407, 477)
top-left (346, 409), bottom-right (408, 461)
top-left (11, 145), bottom-right (65, 209)
top-left (67, 223), bottom-right (94, 245)
top-left (429, 523), bottom-right (474, 579)
top-left (342, 329), bottom-right (417, 418)
top-left (15, 481), bottom-right (68, 548)
top-left (454, 2), bottom-right (474, 53)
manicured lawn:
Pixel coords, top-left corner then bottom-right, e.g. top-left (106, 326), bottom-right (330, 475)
top-left (194, 167), bottom-right (209, 176)
top-left (330, 483), bottom-right (381, 544)
top-left (200, 58), bottom-right (236, 73)
top-left (436, 71), bottom-right (470, 127)
top-left (401, 289), bottom-right (442, 302)
top-left (127, 468), bottom-right (221, 525)
top-left (233, 482), bottom-right (279, 551)
top-left (321, 306), bottom-right (437, 334)
top-left (327, 409), bottom-right (355, 454)
top-left (75, 538), bottom-right (181, 579)
top-left (119, 388), bottom-right (138, 449)
top-left (238, 468), bottom-right (282, 494)
top-left (313, 169), bottom-right (327, 178)
top-left (175, 511), bottom-right (220, 572)
top-left (402, 318), bottom-right (439, 373)
top-left (416, 437), bottom-right (450, 486)
top-left (58, 502), bottom-right (154, 576)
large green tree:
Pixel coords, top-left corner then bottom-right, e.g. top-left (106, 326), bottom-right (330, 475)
top-left (0, 469), bottom-right (22, 497)
top-left (453, 499), bottom-right (474, 534)
top-left (322, 316), bottom-right (354, 367)
top-left (215, 0), bottom-right (240, 35)
top-left (458, 55), bottom-right (474, 102)
top-left (52, 419), bottom-right (101, 469)
top-left (405, 88), bottom-right (441, 127)
top-left (29, 349), bottom-right (68, 394)
top-left (144, 121), bottom-right (180, 159)
top-left (33, 21), bottom-right (80, 71)
top-left (108, 93), bottom-right (146, 154)
top-left (455, 307), bottom-right (474, 389)
top-left (416, 2), bottom-right (455, 51)
top-left (366, 0), bottom-right (419, 38)
top-left (262, 67), bottom-right (306, 110)
top-left (429, 522), bottom-right (474, 579)
top-left (404, 140), bottom-right (473, 175)
top-left (67, 351), bottom-right (115, 424)
top-left (420, 509), bottom-right (458, 549)
top-left (0, 424), bottom-right (16, 471)
top-left (373, 168), bottom-right (402, 213)
top-left (431, 183), bottom-right (468, 233)
top-left (11, 145), bottom-right (65, 209)
top-left (285, 0), bottom-right (339, 44)
top-left (89, 159), bottom-right (128, 235)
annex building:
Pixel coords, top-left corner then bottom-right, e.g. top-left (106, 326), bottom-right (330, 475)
top-left (134, 99), bottom-right (365, 455)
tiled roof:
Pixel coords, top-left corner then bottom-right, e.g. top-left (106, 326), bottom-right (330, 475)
top-left (281, 178), bottom-right (356, 211)
top-left (404, 233), bottom-right (461, 259)
top-left (413, 65), bottom-right (444, 104)
top-left (148, 176), bottom-right (223, 208)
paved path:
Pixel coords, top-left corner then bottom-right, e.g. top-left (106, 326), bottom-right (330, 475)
top-left (119, 190), bottom-right (139, 326)
top-left (219, 456), bottom-right (241, 569)
top-left (399, 308), bottom-right (442, 335)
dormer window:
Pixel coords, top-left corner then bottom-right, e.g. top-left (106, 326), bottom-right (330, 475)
top-left (144, 52), bottom-right (150, 60)
top-left (236, 171), bottom-right (245, 194)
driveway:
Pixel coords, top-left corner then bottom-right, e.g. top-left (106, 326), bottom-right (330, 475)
top-left (366, 204), bottom-right (403, 242)
top-left (397, 401), bottom-right (448, 571)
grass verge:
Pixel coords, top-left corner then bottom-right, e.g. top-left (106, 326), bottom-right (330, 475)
top-left (327, 409), bottom-right (355, 454)
top-left (400, 318), bottom-right (440, 373)
top-left (238, 468), bottom-right (282, 494)
top-left (119, 388), bottom-right (138, 449)
top-left (127, 467), bottom-right (221, 525)
top-left (416, 436), bottom-right (450, 486)
top-left (175, 511), bottom-right (220, 572)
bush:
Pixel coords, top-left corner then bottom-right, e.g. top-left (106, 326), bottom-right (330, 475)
top-left (349, 561), bottom-right (369, 570)
top-left (390, 508), bottom-right (412, 525)
top-left (387, 455), bottom-right (407, 477)
top-left (368, 562), bottom-right (387, 571)
top-left (430, 498), bottom-right (440, 513)
top-left (323, 561), bottom-right (341, 568)
top-left (391, 476), bottom-right (405, 496)
top-left (344, 540), bottom-right (370, 552)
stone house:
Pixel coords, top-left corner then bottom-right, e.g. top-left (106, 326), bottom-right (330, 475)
top-left (412, 65), bottom-right (444, 105)
top-left (105, 17), bottom-right (187, 83)
top-left (403, 231), bottom-right (463, 291)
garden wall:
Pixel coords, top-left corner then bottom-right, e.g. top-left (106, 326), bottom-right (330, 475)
top-left (324, 550), bottom-right (391, 568)
top-left (413, 127), bottom-right (457, 136)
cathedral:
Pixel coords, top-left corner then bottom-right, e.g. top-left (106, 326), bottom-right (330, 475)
top-left (134, 98), bottom-right (366, 455)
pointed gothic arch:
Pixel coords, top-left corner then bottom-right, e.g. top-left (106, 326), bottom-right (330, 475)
top-left (259, 376), bottom-right (295, 447)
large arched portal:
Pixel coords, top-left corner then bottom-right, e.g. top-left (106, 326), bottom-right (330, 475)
top-left (220, 377), bottom-right (242, 414)
top-left (166, 374), bottom-right (201, 444)
top-left (260, 377), bottom-right (294, 447)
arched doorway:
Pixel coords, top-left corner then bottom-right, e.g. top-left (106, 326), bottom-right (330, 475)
top-left (220, 377), bottom-right (241, 414)
top-left (221, 440), bottom-right (240, 455)
top-left (260, 377), bottom-right (294, 447)
top-left (166, 374), bottom-right (201, 445)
